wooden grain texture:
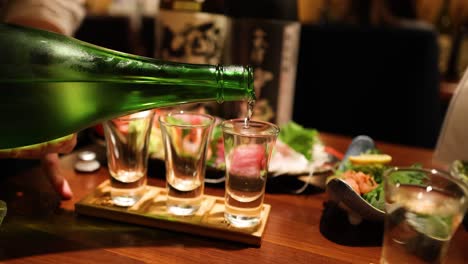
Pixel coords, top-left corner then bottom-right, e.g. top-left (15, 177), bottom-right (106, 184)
top-left (75, 180), bottom-right (270, 246)
top-left (0, 133), bottom-right (466, 264)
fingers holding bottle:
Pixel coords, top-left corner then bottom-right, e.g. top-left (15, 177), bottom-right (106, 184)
top-left (0, 134), bottom-right (77, 159)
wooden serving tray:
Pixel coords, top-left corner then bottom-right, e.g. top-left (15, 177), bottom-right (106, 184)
top-left (75, 180), bottom-right (271, 246)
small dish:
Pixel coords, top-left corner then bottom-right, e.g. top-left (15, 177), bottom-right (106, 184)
top-left (326, 178), bottom-right (385, 224)
top-left (325, 136), bottom-right (386, 224)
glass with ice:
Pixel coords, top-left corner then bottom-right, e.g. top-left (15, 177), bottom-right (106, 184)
top-left (221, 119), bottom-right (279, 228)
top-left (381, 167), bottom-right (468, 264)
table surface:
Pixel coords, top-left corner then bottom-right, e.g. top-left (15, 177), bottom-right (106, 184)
top-left (0, 133), bottom-right (466, 264)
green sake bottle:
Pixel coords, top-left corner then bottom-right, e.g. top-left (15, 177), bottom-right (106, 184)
top-left (0, 23), bottom-right (254, 149)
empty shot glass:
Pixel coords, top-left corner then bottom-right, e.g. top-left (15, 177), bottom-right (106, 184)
top-left (222, 119), bottom-right (279, 228)
top-left (103, 110), bottom-right (155, 207)
top-left (159, 111), bottom-right (215, 216)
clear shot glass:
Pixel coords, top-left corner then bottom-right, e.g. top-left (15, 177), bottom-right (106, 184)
top-left (159, 111), bottom-right (215, 216)
top-left (103, 110), bottom-right (155, 207)
top-left (221, 119), bottom-right (279, 228)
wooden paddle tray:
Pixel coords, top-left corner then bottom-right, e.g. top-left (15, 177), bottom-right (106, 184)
top-left (75, 180), bottom-right (271, 246)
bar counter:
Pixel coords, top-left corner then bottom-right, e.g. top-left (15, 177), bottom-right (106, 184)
top-left (0, 133), bottom-right (466, 263)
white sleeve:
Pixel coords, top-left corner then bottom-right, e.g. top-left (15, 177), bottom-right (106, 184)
top-left (433, 67), bottom-right (468, 164)
top-left (2, 0), bottom-right (86, 36)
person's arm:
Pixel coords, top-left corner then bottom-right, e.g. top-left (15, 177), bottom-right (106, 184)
top-left (2, 0), bottom-right (86, 36)
top-left (1, 0), bottom-right (86, 158)
top-left (2, 0), bottom-right (86, 200)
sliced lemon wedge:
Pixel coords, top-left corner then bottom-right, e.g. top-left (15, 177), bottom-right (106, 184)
top-left (348, 154), bottom-right (392, 165)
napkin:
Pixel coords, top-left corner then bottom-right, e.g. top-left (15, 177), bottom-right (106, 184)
top-left (434, 67), bottom-right (468, 164)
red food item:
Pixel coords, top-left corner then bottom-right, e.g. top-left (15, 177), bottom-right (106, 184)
top-left (94, 124), bottom-right (104, 137)
top-left (342, 170), bottom-right (378, 195)
top-left (344, 178), bottom-right (360, 194)
top-left (94, 120), bottom-right (128, 136)
top-left (116, 120), bottom-right (129, 134)
top-left (229, 144), bottom-right (266, 177)
top-left (324, 146), bottom-right (344, 160)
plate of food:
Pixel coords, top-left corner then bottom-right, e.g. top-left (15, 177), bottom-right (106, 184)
top-left (325, 136), bottom-right (389, 224)
top-left (325, 136), bottom-right (429, 224)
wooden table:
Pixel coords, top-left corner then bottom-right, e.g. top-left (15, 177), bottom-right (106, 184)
top-left (0, 133), bottom-right (466, 263)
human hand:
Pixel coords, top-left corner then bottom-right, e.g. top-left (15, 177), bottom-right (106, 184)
top-left (0, 134), bottom-right (77, 159)
top-left (41, 153), bottom-right (73, 200)
top-left (3, 5), bottom-right (85, 201)
top-left (0, 134), bottom-right (77, 200)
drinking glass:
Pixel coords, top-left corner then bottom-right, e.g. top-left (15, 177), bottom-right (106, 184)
top-left (159, 111), bottom-right (215, 216)
top-left (381, 167), bottom-right (468, 264)
top-left (103, 110), bottom-right (155, 207)
top-left (221, 119), bottom-right (279, 228)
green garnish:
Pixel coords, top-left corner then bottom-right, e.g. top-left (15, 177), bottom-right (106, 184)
top-left (278, 121), bottom-right (319, 160)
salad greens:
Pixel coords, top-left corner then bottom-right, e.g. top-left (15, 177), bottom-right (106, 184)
top-left (337, 156), bottom-right (388, 210)
top-left (207, 120), bottom-right (320, 169)
top-left (278, 121), bottom-right (319, 160)
top-left (336, 150), bottom-right (424, 211)
top-left (387, 166), bottom-right (426, 185)
top-left (362, 185), bottom-right (385, 211)
top-left (451, 160), bottom-right (468, 183)
top-left (362, 164), bottom-right (425, 210)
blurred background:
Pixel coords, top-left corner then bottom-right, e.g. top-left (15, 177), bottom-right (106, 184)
top-left (74, 0), bottom-right (468, 149)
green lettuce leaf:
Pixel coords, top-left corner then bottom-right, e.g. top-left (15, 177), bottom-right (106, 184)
top-left (278, 121), bottom-right (319, 160)
top-left (363, 184), bottom-right (384, 210)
